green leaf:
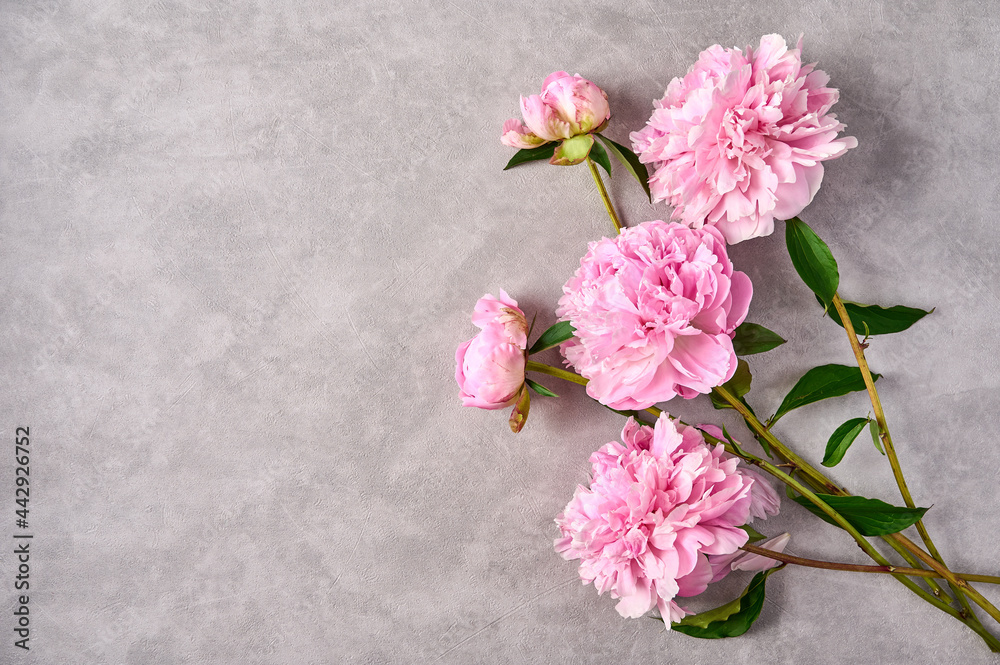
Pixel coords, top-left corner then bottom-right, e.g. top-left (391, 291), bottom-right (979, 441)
top-left (603, 404), bottom-right (645, 422)
top-left (869, 419), bottom-right (885, 455)
top-left (732, 322), bottom-right (786, 356)
top-left (772, 364), bottom-right (879, 424)
top-left (710, 359), bottom-right (752, 410)
top-left (588, 139), bottom-right (612, 176)
top-left (720, 425), bottom-right (751, 458)
top-left (740, 524), bottom-right (767, 543)
top-left (792, 493), bottom-right (928, 536)
top-left (826, 300), bottom-right (933, 336)
top-left (785, 217), bottom-right (839, 306)
top-left (524, 378), bottom-right (558, 398)
top-left (528, 321), bottom-right (575, 355)
top-left (671, 569), bottom-right (779, 638)
top-left (821, 417), bottom-right (870, 467)
top-left (595, 134), bottom-right (651, 202)
top-left (503, 143), bottom-right (556, 170)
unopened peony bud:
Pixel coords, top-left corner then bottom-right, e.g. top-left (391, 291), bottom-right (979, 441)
top-left (501, 71), bottom-right (611, 165)
top-left (455, 291), bottom-right (528, 410)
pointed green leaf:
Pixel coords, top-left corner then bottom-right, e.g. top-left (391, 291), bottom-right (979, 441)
top-left (588, 139), bottom-right (612, 176)
top-left (826, 300), bottom-right (933, 335)
top-left (821, 417), bottom-right (870, 467)
top-left (528, 321), bottom-right (575, 355)
top-left (671, 569), bottom-right (779, 638)
top-left (595, 134), bottom-right (651, 202)
top-left (603, 404), bottom-right (645, 422)
top-left (503, 143), bottom-right (556, 170)
top-left (792, 493), bottom-right (928, 536)
top-left (524, 378), bottom-right (558, 398)
top-left (740, 524), bottom-right (767, 544)
top-left (785, 217), bottom-right (839, 305)
top-left (732, 322), bottom-right (786, 356)
top-left (772, 364), bottom-right (879, 424)
top-left (710, 360), bottom-right (752, 410)
top-left (720, 425), bottom-right (751, 458)
top-left (869, 419), bottom-right (885, 455)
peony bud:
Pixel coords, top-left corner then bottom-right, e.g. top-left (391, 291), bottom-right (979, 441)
top-left (455, 291), bottom-right (528, 410)
top-left (501, 71), bottom-right (611, 165)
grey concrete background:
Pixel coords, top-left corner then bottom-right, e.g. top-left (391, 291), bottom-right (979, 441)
top-left (2, 0), bottom-right (999, 663)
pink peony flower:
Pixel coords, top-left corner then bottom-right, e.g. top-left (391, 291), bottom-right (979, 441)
top-left (555, 416), bottom-right (755, 622)
top-left (630, 34), bottom-right (858, 243)
top-left (455, 291), bottom-right (528, 409)
top-left (501, 71), bottom-right (610, 165)
top-left (556, 221), bottom-right (751, 410)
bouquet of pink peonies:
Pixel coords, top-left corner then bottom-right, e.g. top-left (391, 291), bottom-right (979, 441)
top-left (456, 35), bottom-right (1000, 648)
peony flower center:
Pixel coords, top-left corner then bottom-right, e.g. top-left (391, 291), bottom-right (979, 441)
top-left (622, 524), bottom-right (649, 558)
top-left (717, 106), bottom-right (766, 161)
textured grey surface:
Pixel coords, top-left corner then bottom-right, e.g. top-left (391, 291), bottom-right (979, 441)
top-left (2, 1), bottom-right (999, 663)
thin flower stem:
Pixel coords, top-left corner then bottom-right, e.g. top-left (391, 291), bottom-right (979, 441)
top-left (712, 385), bottom-right (843, 495)
top-left (525, 360), bottom-right (587, 387)
top-left (739, 543), bottom-right (1000, 585)
top-left (724, 445), bottom-right (978, 627)
top-left (830, 293), bottom-right (978, 618)
top-left (712, 384), bottom-right (953, 600)
top-left (830, 296), bottom-right (920, 526)
top-left (889, 532), bottom-right (1000, 626)
top-left (526, 362), bottom-right (1000, 646)
top-left (585, 156), bottom-right (622, 234)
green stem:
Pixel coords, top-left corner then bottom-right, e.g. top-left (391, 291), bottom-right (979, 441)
top-left (526, 361), bottom-right (1000, 648)
top-left (889, 532), bottom-right (1000, 627)
top-left (830, 296), bottom-right (919, 525)
top-left (830, 294), bottom-right (978, 617)
top-left (525, 360), bottom-right (587, 387)
top-left (713, 383), bottom-right (953, 600)
top-left (712, 385), bottom-right (843, 495)
top-left (724, 444), bottom-right (971, 616)
top-left (586, 156), bottom-right (622, 234)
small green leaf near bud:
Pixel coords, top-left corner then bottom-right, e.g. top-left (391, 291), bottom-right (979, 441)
top-left (524, 378), bottom-right (558, 398)
top-left (588, 140), bottom-right (612, 176)
top-left (595, 134), bottom-right (652, 202)
top-left (528, 321), bottom-right (576, 355)
top-left (503, 143), bottom-right (557, 170)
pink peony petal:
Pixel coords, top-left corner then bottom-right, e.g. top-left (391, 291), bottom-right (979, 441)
top-left (500, 118), bottom-right (547, 149)
top-left (732, 533), bottom-right (790, 571)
